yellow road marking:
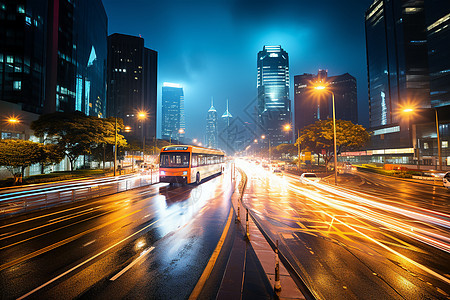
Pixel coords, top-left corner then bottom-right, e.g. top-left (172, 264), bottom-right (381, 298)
top-left (188, 207), bottom-right (233, 300)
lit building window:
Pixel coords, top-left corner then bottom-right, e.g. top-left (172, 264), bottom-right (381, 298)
top-left (17, 5), bottom-right (25, 13)
top-left (424, 142), bottom-right (429, 149)
top-left (13, 81), bottom-right (21, 90)
top-left (25, 16), bottom-right (31, 25)
top-left (6, 55), bottom-right (13, 63)
top-left (443, 141), bottom-right (448, 148)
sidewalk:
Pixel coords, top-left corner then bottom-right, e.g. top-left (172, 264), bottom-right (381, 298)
top-left (216, 172), bottom-right (305, 300)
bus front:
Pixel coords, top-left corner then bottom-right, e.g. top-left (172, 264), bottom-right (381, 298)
top-left (159, 146), bottom-right (191, 184)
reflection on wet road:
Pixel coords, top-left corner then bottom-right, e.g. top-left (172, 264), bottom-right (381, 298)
top-left (0, 172), bottom-right (232, 299)
top-left (239, 160), bottom-right (450, 299)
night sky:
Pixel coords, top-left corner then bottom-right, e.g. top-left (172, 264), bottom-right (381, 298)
top-left (103, 0), bottom-right (374, 141)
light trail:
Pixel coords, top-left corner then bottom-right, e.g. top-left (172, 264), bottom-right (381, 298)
top-left (239, 160), bottom-right (450, 253)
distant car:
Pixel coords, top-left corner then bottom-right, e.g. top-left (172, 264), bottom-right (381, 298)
top-left (444, 172), bottom-right (450, 189)
top-left (300, 172), bottom-right (320, 184)
top-left (273, 169), bottom-right (283, 176)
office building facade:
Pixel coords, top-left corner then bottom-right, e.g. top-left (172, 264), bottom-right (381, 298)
top-left (0, 0), bottom-right (107, 117)
top-left (161, 83), bottom-right (184, 142)
top-left (365, 0), bottom-right (429, 149)
top-left (107, 33), bottom-right (157, 140)
top-left (257, 45), bottom-right (291, 146)
top-left (364, 0), bottom-right (450, 166)
top-left (425, 0), bottom-right (450, 108)
top-left (294, 70), bottom-right (358, 133)
top-left (206, 98), bottom-right (218, 148)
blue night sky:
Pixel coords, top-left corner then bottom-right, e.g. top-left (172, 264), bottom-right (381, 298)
top-left (103, 0), bottom-right (374, 140)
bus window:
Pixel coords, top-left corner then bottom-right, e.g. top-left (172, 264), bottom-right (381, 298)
top-left (160, 153), bottom-right (190, 168)
top-left (192, 154), bottom-right (198, 167)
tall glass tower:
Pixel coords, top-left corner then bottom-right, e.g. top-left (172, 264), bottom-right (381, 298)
top-left (206, 98), bottom-right (218, 148)
top-left (365, 0), bottom-right (429, 149)
top-left (161, 83), bottom-right (185, 142)
top-left (257, 45), bottom-right (291, 146)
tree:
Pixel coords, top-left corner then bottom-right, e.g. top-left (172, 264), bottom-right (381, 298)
top-left (91, 117), bottom-right (127, 168)
top-left (40, 144), bottom-right (65, 173)
top-left (0, 140), bottom-right (45, 184)
top-left (273, 143), bottom-right (297, 158)
top-left (31, 112), bottom-right (126, 171)
top-left (297, 119), bottom-right (369, 168)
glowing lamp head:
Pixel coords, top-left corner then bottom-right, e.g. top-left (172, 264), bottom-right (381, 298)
top-left (314, 86), bottom-right (326, 90)
top-left (403, 108), bottom-right (414, 113)
top-left (8, 117), bottom-right (19, 124)
top-left (284, 124), bottom-right (291, 131)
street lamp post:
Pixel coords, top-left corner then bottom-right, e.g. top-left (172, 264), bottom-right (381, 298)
top-left (435, 109), bottom-right (442, 171)
top-left (138, 111), bottom-right (147, 164)
top-left (314, 85), bottom-right (338, 185)
top-left (114, 117), bottom-right (117, 176)
top-left (403, 108), bottom-right (441, 171)
top-left (261, 135), bottom-right (271, 163)
top-left (178, 128), bottom-right (185, 145)
top-left (297, 129), bottom-right (300, 174)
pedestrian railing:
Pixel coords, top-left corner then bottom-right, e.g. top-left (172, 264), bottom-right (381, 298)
top-left (233, 167), bottom-right (316, 300)
top-left (0, 170), bottom-right (159, 217)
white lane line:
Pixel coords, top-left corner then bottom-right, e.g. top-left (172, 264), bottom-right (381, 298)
top-left (83, 240), bottom-right (96, 247)
top-left (17, 220), bottom-right (159, 300)
top-left (110, 246), bottom-right (155, 281)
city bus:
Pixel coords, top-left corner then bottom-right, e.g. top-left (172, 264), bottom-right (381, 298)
top-left (159, 145), bottom-right (225, 184)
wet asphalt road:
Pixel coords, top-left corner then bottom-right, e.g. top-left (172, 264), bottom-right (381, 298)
top-left (0, 172), bottom-right (232, 300)
top-left (239, 160), bottom-right (450, 300)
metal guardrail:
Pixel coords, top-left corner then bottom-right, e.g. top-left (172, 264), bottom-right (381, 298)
top-left (0, 171), bottom-right (159, 217)
top-left (234, 167), bottom-right (317, 300)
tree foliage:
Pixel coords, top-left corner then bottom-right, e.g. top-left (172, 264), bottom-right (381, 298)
top-left (296, 119), bottom-right (369, 167)
top-left (31, 112), bottom-right (127, 170)
top-left (0, 140), bottom-right (46, 183)
top-left (273, 143), bottom-right (297, 158)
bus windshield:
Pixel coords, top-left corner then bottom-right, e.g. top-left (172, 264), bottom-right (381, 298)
top-left (160, 153), bottom-right (190, 168)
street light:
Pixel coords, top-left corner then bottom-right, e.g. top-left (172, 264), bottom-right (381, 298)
top-left (261, 134), bottom-right (271, 163)
top-left (178, 128), bottom-right (185, 144)
top-left (137, 111), bottom-right (148, 164)
top-left (313, 83), bottom-right (338, 185)
top-left (7, 117), bottom-right (20, 124)
top-left (403, 108), bottom-right (442, 170)
top-left (283, 123), bottom-right (300, 173)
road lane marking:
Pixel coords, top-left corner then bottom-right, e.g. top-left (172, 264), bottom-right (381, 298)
top-left (320, 210), bottom-right (450, 285)
top-left (83, 240), bottom-right (96, 247)
top-left (188, 207), bottom-right (233, 300)
top-left (110, 246), bottom-right (155, 281)
top-left (16, 220), bottom-right (159, 300)
top-left (0, 209), bottom-right (142, 272)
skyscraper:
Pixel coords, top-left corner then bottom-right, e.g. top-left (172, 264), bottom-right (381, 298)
top-left (107, 33), bottom-right (158, 140)
top-left (220, 99), bottom-right (233, 154)
top-left (161, 83), bottom-right (184, 142)
top-left (365, 0), bottom-right (429, 148)
top-left (206, 98), bottom-right (218, 148)
top-left (365, 0), bottom-right (450, 165)
top-left (425, 0), bottom-right (450, 108)
top-left (294, 70), bottom-right (358, 133)
top-left (0, 0), bottom-right (107, 116)
top-left (257, 45), bottom-right (291, 146)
